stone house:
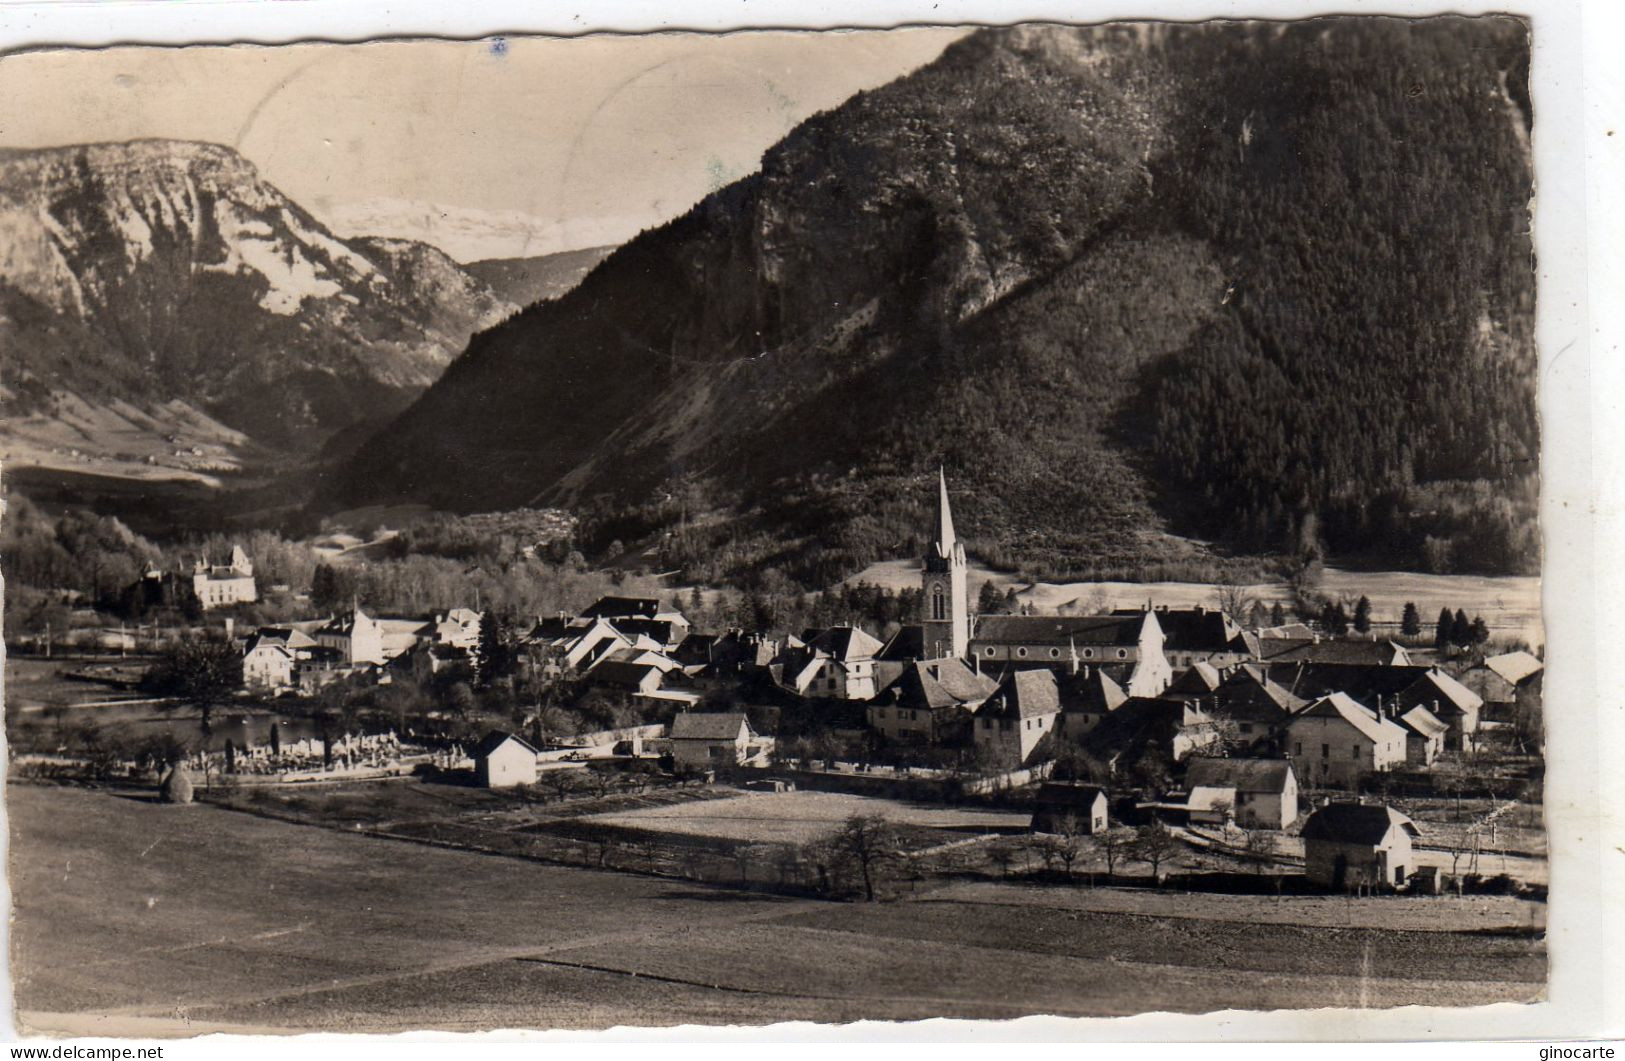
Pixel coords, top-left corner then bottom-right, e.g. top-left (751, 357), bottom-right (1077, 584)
top-left (1286, 692), bottom-right (1409, 789)
top-left (1301, 803), bottom-right (1421, 890)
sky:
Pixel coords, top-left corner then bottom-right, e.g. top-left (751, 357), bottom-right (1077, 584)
top-left (0, 29), bottom-right (966, 260)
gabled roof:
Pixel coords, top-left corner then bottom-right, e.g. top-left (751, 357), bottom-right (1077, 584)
top-left (983, 668), bottom-right (1062, 720)
top-left (608, 617), bottom-right (676, 644)
top-left (1296, 692), bottom-right (1407, 744)
top-left (973, 614), bottom-right (1148, 647)
top-left (1115, 607), bottom-right (1238, 652)
top-left (1483, 651), bottom-right (1544, 686)
top-left (876, 625), bottom-right (926, 662)
top-left (1396, 669), bottom-right (1484, 717)
top-left (1032, 782), bottom-right (1107, 807)
top-left (1204, 665), bottom-right (1308, 720)
top-left (590, 660), bottom-right (666, 688)
top-left (472, 730), bottom-right (539, 758)
top-left (670, 712), bottom-right (752, 741)
top-left (1184, 756), bottom-right (1295, 793)
top-left (1164, 661), bottom-right (1223, 696)
top-left (1187, 785), bottom-right (1238, 813)
top-left (581, 595), bottom-right (661, 620)
top-left (1302, 803), bottom-right (1420, 845)
top-left (1059, 668), bottom-right (1129, 714)
top-left (1258, 622), bottom-right (1315, 639)
top-left (880, 659), bottom-right (997, 711)
top-left (1258, 637), bottom-right (1409, 666)
top-left (807, 625), bottom-right (884, 662)
top-left (1396, 704), bottom-right (1450, 740)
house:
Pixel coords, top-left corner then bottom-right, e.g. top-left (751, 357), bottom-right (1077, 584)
top-left (1184, 785), bottom-right (1239, 826)
top-left (1056, 666), bottom-right (1128, 737)
top-left (970, 611), bottom-right (1171, 697)
top-left (472, 731), bottom-right (539, 788)
top-left (1183, 757), bottom-right (1299, 830)
top-left (581, 596), bottom-right (690, 645)
top-left (1285, 692), bottom-right (1409, 789)
top-left (430, 608), bottom-right (482, 650)
top-left (1265, 662), bottom-right (1483, 752)
top-left (1113, 606), bottom-right (1254, 670)
top-left (1461, 651), bottom-right (1544, 717)
top-left (294, 645), bottom-right (353, 694)
top-left (388, 641), bottom-right (472, 685)
top-left (777, 625), bottom-right (884, 700)
top-left (587, 659), bottom-right (668, 696)
top-left (1394, 704), bottom-right (1450, 765)
top-left (317, 607), bottom-right (429, 665)
top-left (673, 629), bottom-right (775, 677)
top-left (669, 712), bottom-right (765, 770)
top-left (242, 626), bottom-right (319, 692)
top-left (1082, 696), bottom-right (1222, 775)
top-left (190, 546), bottom-right (257, 610)
top-left (868, 659), bottom-right (997, 745)
top-left (1191, 664), bottom-right (1308, 750)
top-left (973, 669), bottom-right (1062, 768)
top-left (1301, 803), bottom-right (1422, 890)
top-left (1030, 783), bottom-right (1109, 834)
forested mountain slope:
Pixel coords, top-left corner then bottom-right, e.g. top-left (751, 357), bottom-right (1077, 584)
top-left (333, 18), bottom-right (1535, 585)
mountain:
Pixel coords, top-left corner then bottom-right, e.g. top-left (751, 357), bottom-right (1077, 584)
top-left (0, 140), bottom-right (514, 473)
top-left (464, 246), bottom-right (618, 309)
top-left (332, 18), bottom-right (1537, 586)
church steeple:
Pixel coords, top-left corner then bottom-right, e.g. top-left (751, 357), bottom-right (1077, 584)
top-left (936, 466), bottom-right (957, 557)
top-left (921, 468), bottom-right (969, 660)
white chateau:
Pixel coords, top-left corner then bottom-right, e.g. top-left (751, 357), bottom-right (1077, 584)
top-left (191, 546), bottom-right (257, 609)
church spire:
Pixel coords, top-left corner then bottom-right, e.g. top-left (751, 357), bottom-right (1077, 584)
top-left (936, 466), bottom-right (957, 556)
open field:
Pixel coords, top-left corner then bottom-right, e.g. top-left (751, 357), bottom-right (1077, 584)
top-left (9, 783), bottom-right (1544, 1034)
top-left (845, 560), bottom-right (1544, 649)
top-left (580, 789), bottom-right (1031, 846)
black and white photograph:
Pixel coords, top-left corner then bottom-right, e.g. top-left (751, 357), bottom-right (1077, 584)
top-left (0, 2), bottom-right (1601, 1040)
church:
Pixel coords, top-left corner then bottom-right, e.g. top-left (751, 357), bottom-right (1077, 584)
top-left (877, 469), bottom-right (970, 664)
top-left (878, 470), bottom-right (1172, 698)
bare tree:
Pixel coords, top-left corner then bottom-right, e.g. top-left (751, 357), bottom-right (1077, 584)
top-left (585, 762), bottom-right (619, 800)
top-left (1130, 821), bottom-right (1182, 885)
top-left (1213, 579), bottom-right (1258, 629)
top-left (827, 813), bottom-right (901, 902)
top-left (1240, 829), bottom-right (1277, 875)
top-left (1097, 826), bottom-right (1134, 880)
top-left (542, 767), bottom-right (578, 803)
top-left (1052, 813), bottom-right (1086, 880)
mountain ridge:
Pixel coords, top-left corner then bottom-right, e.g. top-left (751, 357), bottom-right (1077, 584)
top-left (331, 18), bottom-right (1537, 585)
top-left (0, 138), bottom-right (514, 469)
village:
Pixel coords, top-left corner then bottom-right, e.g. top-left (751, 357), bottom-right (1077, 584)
top-left (6, 472), bottom-right (1547, 902)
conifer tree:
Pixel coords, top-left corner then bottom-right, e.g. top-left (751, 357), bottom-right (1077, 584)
top-left (1436, 607), bottom-right (1453, 649)
top-left (1353, 595), bottom-right (1372, 634)
top-left (1401, 602), bottom-right (1422, 638)
top-left (1452, 608), bottom-right (1472, 647)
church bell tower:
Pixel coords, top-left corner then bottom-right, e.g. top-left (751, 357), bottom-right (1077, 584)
top-left (921, 468), bottom-right (969, 660)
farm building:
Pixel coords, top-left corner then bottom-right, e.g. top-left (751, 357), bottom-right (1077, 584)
top-left (1395, 704), bottom-right (1450, 765)
top-left (1286, 692), bottom-right (1409, 789)
top-left (1301, 803), bottom-right (1421, 890)
top-left (868, 659), bottom-right (996, 745)
top-left (1257, 637), bottom-right (1412, 667)
top-left (1183, 756), bottom-right (1299, 830)
top-left (1113, 606), bottom-right (1255, 670)
top-left (1056, 667), bottom-right (1128, 737)
top-left (1460, 651), bottom-right (1544, 716)
top-left (973, 668), bottom-right (1061, 768)
top-left (669, 712), bottom-right (765, 769)
top-left (1030, 783), bottom-right (1109, 834)
top-left (776, 626), bottom-right (885, 700)
top-left (472, 731), bottom-right (540, 788)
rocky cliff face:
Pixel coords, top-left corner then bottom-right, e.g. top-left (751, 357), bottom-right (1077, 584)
top-left (335, 18), bottom-right (1537, 582)
top-left (0, 140), bottom-right (513, 457)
